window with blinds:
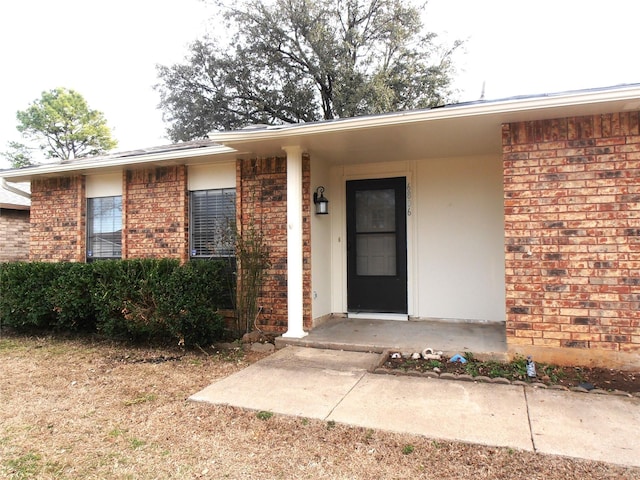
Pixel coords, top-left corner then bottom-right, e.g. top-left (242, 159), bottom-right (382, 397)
top-left (87, 196), bottom-right (122, 261)
top-left (189, 188), bottom-right (236, 258)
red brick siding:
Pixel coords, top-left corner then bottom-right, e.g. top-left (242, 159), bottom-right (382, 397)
top-left (30, 176), bottom-right (85, 262)
top-left (0, 209), bottom-right (30, 262)
top-left (123, 166), bottom-right (188, 262)
top-left (236, 156), bottom-right (311, 334)
top-left (503, 112), bottom-right (640, 364)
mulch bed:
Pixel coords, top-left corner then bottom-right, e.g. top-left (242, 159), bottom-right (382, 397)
top-left (378, 353), bottom-right (640, 395)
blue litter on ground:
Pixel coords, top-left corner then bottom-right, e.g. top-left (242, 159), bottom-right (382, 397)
top-left (449, 354), bottom-right (467, 364)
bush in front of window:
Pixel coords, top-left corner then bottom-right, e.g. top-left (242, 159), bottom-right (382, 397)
top-left (0, 262), bottom-right (58, 330)
top-left (90, 258), bottom-right (177, 341)
top-left (155, 260), bottom-right (227, 347)
top-left (90, 259), bottom-right (227, 346)
top-left (0, 260), bottom-right (227, 347)
top-left (49, 262), bottom-right (97, 332)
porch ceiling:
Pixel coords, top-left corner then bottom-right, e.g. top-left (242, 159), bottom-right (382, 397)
top-left (210, 85), bottom-right (640, 164)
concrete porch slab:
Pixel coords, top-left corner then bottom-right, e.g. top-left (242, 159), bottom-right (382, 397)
top-left (277, 317), bottom-right (507, 358)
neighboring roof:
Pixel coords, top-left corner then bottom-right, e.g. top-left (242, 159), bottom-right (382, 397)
top-left (0, 181), bottom-right (30, 210)
top-left (2, 83), bottom-right (639, 181)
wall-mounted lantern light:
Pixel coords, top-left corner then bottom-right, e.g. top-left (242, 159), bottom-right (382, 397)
top-left (313, 186), bottom-right (329, 215)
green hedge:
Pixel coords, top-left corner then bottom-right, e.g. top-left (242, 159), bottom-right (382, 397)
top-left (0, 259), bottom-right (229, 347)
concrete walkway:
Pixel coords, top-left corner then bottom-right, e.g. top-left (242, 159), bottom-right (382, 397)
top-left (191, 346), bottom-right (640, 468)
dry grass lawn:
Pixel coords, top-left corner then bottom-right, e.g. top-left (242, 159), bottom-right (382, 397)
top-left (1, 334), bottom-right (638, 479)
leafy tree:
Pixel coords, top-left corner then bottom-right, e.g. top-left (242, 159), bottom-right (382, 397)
top-left (156, 0), bottom-right (462, 141)
top-left (14, 87), bottom-right (117, 161)
top-left (2, 141), bottom-right (33, 168)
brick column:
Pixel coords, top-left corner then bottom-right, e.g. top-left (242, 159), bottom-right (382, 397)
top-left (503, 112), bottom-right (640, 369)
top-left (123, 166), bottom-right (188, 261)
top-left (236, 155), bottom-right (311, 334)
top-left (30, 176), bottom-right (85, 262)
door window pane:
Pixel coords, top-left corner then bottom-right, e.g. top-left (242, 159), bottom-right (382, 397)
top-left (356, 233), bottom-right (396, 276)
top-left (355, 189), bottom-right (395, 232)
top-left (355, 188), bottom-right (396, 276)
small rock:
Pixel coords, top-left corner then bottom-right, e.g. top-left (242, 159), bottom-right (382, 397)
top-left (548, 385), bottom-right (568, 391)
top-left (491, 377), bottom-right (511, 385)
top-left (242, 331), bottom-right (263, 344)
top-left (609, 390), bottom-right (632, 397)
top-left (570, 386), bottom-right (590, 394)
top-left (251, 342), bottom-right (275, 353)
top-left (474, 376), bottom-right (492, 383)
top-left (433, 367), bottom-right (441, 374)
top-left (411, 352), bottom-right (421, 360)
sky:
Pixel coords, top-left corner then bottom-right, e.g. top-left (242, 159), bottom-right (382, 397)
top-left (0, 0), bottom-right (639, 169)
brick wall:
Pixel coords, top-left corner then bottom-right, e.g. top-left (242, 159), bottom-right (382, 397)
top-left (503, 112), bottom-right (640, 368)
top-left (30, 176), bottom-right (85, 262)
top-left (0, 209), bottom-right (30, 262)
top-left (237, 156), bottom-right (311, 333)
top-left (123, 166), bottom-right (188, 262)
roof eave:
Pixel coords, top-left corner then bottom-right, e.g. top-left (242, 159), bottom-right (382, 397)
top-left (0, 144), bottom-right (238, 182)
top-left (208, 84), bottom-right (640, 146)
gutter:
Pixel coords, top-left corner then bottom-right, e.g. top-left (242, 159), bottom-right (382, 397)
top-left (208, 84), bottom-right (640, 144)
top-left (1, 178), bottom-right (31, 199)
top-left (0, 144), bottom-right (238, 181)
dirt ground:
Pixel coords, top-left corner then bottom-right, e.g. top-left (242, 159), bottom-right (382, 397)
top-left (381, 354), bottom-right (640, 393)
top-left (1, 334), bottom-right (639, 480)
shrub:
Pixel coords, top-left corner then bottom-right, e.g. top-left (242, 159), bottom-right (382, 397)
top-left (90, 259), bottom-right (180, 341)
top-left (90, 258), bottom-right (226, 346)
top-left (0, 262), bottom-right (58, 330)
top-left (49, 262), bottom-right (96, 332)
top-left (156, 260), bottom-right (227, 347)
top-left (1, 259), bottom-right (229, 347)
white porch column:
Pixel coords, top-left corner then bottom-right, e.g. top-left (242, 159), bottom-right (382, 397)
top-left (282, 145), bottom-right (308, 338)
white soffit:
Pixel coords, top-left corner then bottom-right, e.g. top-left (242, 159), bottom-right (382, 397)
top-left (208, 84), bottom-right (640, 164)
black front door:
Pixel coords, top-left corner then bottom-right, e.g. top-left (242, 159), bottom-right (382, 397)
top-left (346, 177), bottom-right (407, 313)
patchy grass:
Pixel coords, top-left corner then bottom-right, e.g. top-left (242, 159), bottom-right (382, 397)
top-left (0, 334), bottom-right (638, 479)
top-left (256, 411), bottom-right (273, 421)
top-left (123, 393), bottom-right (158, 407)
